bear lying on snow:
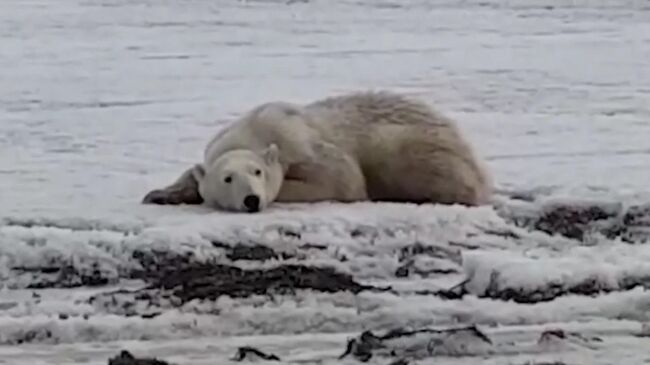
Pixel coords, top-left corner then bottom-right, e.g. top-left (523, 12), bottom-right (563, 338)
top-left (142, 91), bottom-right (493, 212)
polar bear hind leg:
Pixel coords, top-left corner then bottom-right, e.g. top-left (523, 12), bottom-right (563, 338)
top-left (363, 132), bottom-right (490, 206)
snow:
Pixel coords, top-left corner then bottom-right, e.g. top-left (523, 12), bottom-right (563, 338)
top-left (2, 0), bottom-right (650, 364)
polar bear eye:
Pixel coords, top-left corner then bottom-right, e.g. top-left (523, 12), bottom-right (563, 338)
top-left (254, 169), bottom-right (262, 176)
top-left (224, 176), bottom-right (232, 183)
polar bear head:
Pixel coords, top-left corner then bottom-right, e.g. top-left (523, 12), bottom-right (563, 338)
top-left (192, 144), bottom-right (284, 212)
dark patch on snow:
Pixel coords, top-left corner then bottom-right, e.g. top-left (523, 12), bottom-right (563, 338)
top-left (387, 359), bottom-right (410, 365)
top-left (429, 279), bottom-right (470, 300)
top-left (105, 346), bottom-right (299, 365)
top-left (339, 325), bottom-right (492, 362)
top-left (479, 227), bottom-right (522, 240)
top-left (8, 328), bottom-right (53, 345)
top-left (14, 263), bottom-right (112, 289)
top-left (130, 249), bottom-right (195, 281)
top-left (147, 261), bottom-right (372, 303)
top-left (298, 242), bottom-right (327, 250)
top-left (88, 248), bottom-right (376, 310)
top-left (619, 203), bottom-right (650, 243)
top-left (499, 199), bottom-right (650, 243)
top-left (108, 351), bottom-right (172, 365)
top-left (432, 269), bottom-right (650, 304)
top-left (495, 186), bottom-right (556, 203)
top-left (537, 328), bottom-right (602, 349)
top-left (623, 203), bottom-right (650, 226)
top-left (507, 192), bottom-right (538, 202)
top-left (398, 242), bottom-right (458, 261)
top-left (448, 240), bottom-right (480, 250)
top-left (394, 263), bottom-right (457, 278)
top-left (533, 203), bottom-right (620, 240)
top-left (210, 241), bottom-right (294, 261)
top-left (394, 265), bottom-right (410, 278)
top-left (232, 346), bottom-right (281, 361)
top-left (475, 271), bottom-right (650, 304)
top-left (394, 243), bottom-right (460, 278)
top-left (278, 227), bottom-right (302, 239)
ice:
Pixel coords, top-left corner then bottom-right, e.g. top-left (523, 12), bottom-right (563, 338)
top-left (2, 0), bottom-right (650, 364)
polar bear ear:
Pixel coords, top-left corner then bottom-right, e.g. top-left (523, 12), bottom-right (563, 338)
top-left (191, 164), bottom-right (206, 182)
top-left (262, 144), bottom-right (279, 164)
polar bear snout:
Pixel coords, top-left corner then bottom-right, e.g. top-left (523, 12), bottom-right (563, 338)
top-left (243, 194), bottom-right (261, 212)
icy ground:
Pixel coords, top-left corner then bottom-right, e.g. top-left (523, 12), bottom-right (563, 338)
top-left (2, 0), bottom-right (650, 364)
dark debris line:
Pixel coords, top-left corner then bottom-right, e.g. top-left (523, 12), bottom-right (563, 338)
top-left (339, 325), bottom-right (493, 362)
top-left (430, 268), bottom-right (650, 305)
top-left (502, 199), bottom-right (650, 243)
top-left (232, 346), bottom-right (281, 361)
top-left (13, 262), bottom-right (111, 289)
top-left (127, 247), bottom-right (377, 304)
top-left (210, 241), bottom-right (295, 261)
top-left (108, 351), bottom-right (172, 365)
top-left (479, 272), bottom-right (650, 304)
top-left (107, 346), bottom-right (282, 365)
top-left (105, 327), bottom-right (582, 364)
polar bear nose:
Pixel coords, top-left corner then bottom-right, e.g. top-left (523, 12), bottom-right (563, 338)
top-left (243, 194), bottom-right (260, 212)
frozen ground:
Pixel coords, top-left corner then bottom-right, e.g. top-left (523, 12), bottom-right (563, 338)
top-left (2, 0), bottom-right (650, 364)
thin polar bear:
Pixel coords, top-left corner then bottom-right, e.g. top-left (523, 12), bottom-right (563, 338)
top-left (142, 91), bottom-right (493, 212)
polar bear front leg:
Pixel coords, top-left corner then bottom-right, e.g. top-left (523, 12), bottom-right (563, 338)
top-left (142, 165), bottom-right (204, 205)
top-left (275, 142), bottom-right (368, 203)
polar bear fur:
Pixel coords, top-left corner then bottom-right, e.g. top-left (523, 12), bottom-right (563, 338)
top-left (191, 146), bottom-right (286, 212)
top-left (142, 91), bottom-right (492, 211)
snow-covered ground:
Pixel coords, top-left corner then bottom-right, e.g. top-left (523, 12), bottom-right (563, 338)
top-left (2, 0), bottom-right (650, 364)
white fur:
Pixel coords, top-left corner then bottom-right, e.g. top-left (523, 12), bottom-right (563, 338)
top-left (142, 91), bottom-right (493, 212)
top-left (190, 145), bottom-right (283, 212)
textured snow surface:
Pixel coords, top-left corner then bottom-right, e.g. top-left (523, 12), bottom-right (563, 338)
top-left (2, 0), bottom-right (650, 364)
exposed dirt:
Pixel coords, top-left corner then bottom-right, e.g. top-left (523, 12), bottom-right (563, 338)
top-left (85, 248), bottom-right (376, 308)
top-left (108, 351), bottom-right (172, 365)
top-left (500, 198), bottom-right (650, 243)
top-left (14, 263), bottom-right (111, 289)
top-left (339, 325), bottom-right (493, 362)
top-left (231, 346), bottom-right (281, 361)
top-left (210, 241), bottom-right (295, 261)
top-left (150, 262), bottom-right (371, 303)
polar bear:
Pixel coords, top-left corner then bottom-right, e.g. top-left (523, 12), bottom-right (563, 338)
top-left (142, 91), bottom-right (492, 212)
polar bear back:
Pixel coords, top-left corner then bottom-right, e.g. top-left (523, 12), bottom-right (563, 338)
top-left (303, 91), bottom-right (490, 203)
top-left (302, 92), bottom-right (473, 164)
top-left (204, 91), bottom-right (476, 168)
